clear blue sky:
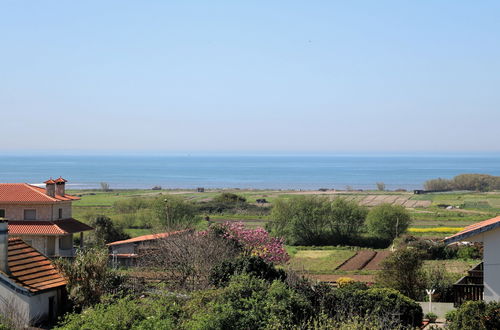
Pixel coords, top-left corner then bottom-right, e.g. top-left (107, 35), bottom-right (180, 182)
top-left (1, 1), bottom-right (499, 153)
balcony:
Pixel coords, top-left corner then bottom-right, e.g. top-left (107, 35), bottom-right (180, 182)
top-left (453, 262), bottom-right (483, 306)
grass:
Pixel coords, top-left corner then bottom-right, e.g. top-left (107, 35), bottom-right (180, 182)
top-left (288, 249), bottom-right (356, 274)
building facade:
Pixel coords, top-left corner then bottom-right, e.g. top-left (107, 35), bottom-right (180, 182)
top-left (0, 178), bottom-right (93, 257)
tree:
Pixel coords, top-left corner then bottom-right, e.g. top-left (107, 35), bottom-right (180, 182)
top-left (269, 196), bottom-right (367, 245)
top-left (139, 231), bottom-right (241, 290)
top-left (100, 182), bottom-right (111, 192)
top-left (153, 195), bottom-right (201, 230)
top-left (376, 182), bottom-right (386, 191)
top-left (88, 215), bottom-right (130, 244)
top-left (366, 204), bottom-right (411, 241)
top-left (327, 198), bottom-right (367, 243)
top-left (214, 221), bottom-right (289, 264)
top-left (213, 192), bottom-right (247, 204)
top-left (269, 196), bottom-right (330, 245)
top-left (55, 247), bottom-right (127, 308)
top-left (376, 248), bottom-right (426, 300)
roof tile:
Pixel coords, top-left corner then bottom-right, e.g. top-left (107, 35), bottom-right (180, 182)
top-left (0, 183), bottom-right (79, 203)
top-left (5, 238), bottom-right (67, 293)
top-left (8, 219), bottom-right (94, 235)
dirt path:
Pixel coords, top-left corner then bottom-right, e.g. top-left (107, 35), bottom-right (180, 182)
top-left (363, 251), bottom-right (391, 270)
top-left (337, 250), bottom-right (377, 271)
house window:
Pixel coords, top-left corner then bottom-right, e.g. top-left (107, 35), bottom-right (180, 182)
top-left (0, 209), bottom-right (5, 218)
top-left (58, 208), bottom-right (63, 219)
top-left (24, 209), bottom-right (36, 220)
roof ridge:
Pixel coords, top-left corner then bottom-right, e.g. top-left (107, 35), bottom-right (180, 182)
top-left (23, 183), bottom-right (58, 202)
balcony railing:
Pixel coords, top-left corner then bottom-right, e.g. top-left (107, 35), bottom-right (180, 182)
top-left (453, 262), bottom-right (484, 306)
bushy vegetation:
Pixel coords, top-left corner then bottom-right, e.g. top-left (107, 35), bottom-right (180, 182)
top-left (424, 173), bottom-right (500, 192)
top-left (269, 196), bottom-right (370, 245)
top-left (447, 300), bottom-right (500, 330)
top-left (366, 204), bottom-right (411, 241)
top-left (269, 196), bottom-right (408, 247)
top-left (55, 247), bottom-right (131, 309)
top-left (88, 215), bottom-right (130, 244)
top-left (56, 269), bottom-right (423, 329)
top-left (153, 195), bottom-right (201, 230)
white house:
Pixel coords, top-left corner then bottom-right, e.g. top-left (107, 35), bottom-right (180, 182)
top-left (444, 216), bottom-right (500, 303)
top-left (0, 220), bottom-right (67, 325)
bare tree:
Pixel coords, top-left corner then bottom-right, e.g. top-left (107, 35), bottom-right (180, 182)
top-left (100, 182), bottom-right (111, 192)
top-left (138, 231), bottom-right (241, 291)
top-left (376, 182), bottom-right (386, 191)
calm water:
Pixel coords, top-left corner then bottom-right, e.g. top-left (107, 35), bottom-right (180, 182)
top-left (1, 154), bottom-right (500, 190)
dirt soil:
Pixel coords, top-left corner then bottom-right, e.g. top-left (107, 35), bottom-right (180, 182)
top-left (363, 251), bottom-right (391, 270)
top-left (337, 250), bottom-right (377, 271)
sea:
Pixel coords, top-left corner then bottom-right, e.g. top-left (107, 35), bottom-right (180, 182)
top-left (1, 153), bottom-right (500, 191)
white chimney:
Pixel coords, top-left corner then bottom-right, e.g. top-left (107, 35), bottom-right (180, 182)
top-left (0, 220), bottom-right (9, 274)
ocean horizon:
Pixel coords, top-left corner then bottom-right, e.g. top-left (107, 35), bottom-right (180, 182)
top-left (1, 153), bottom-right (500, 191)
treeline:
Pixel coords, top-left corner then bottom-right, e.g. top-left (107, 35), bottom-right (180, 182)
top-left (268, 196), bottom-right (411, 247)
top-left (424, 174), bottom-right (500, 192)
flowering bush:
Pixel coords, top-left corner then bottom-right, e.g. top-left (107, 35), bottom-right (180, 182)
top-left (208, 222), bottom-right (289, 264)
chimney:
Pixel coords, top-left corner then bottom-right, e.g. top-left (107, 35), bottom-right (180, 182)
top-left (55, 177), bottom-right (67, 196)
top-left (44, 178), bottom-right (56, 197)
top-left (0, 220), bottom-right (9, 274)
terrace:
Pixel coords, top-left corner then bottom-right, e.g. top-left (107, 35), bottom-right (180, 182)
top-left (453, 262), bottom-right (484, 306)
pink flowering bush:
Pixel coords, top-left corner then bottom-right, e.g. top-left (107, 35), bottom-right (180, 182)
top-left (204, 222), bottom-right (289, 264)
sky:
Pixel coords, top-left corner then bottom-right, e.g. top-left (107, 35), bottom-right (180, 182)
top-left (1, 1), bottom-right (499, 153)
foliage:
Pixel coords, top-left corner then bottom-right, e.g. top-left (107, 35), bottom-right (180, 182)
top-left (319, 286), bottom-right (423, 328)
top-left (185, 274), bottom-right (312, 329)
top-left (88, 215), bottom-right (130, 244)
top-left (376, 182), bottom-right (386, 191)
top-left (269, 196), bottom-right (367, 245)
top-left (423, 265), bottom-right (460, 302)
top-left (376, 248), bottom-right (426, 300)
top-left (214, 192), bottom-right (247, 203)
top-left (449, 301), bottom-right (500, 330)
top-left (270, 196), bottom-right (330, 245)
top-left (366, 204), bottom-right (411, 241)
top-left (213, 222), bottom-right (290, 264)
top-left (424, 312), bottom-right (437, 320)
top-left (55, 295), bottom-right (182, 330)
top-left (209, 256), bottom-right (286, 287)
top-left (100, 182), bottom-right (111, 192)
top-left (55, 247), bottom-right (129, 309)
top-left (153, 195), bottom-right (201, 230)
top-left (424, 173), bottom-right (500, 192)
top-left (336, 277), bottom-right (355, 288)
top-left (445, 309), bottom-right (457, 322)
top-left (327, 198), bottom-right (368, 243)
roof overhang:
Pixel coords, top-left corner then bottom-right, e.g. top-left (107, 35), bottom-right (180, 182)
top-left (444, 219), bottom-right (500, 245)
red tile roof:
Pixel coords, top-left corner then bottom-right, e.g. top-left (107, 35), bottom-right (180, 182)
top-left (6, 238), bottom-right (67, 293)
top-left (0, 183), bottom-right (79, 204)
top-left (44, 179), bottom-right (56, 184)
top-left (9, 219), bottom-right (94, 235)
top-left (54, 177), bottom-right (67, 183)
top-left (444, 216), bottom-right (500, 244)
top-left (107, 230), bottom-right (186, 246)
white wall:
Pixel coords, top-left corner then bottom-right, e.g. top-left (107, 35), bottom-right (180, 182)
top-left (0, 275), bottom-right (61, 325)
top-left (482, 227), bottom-right (500, 302)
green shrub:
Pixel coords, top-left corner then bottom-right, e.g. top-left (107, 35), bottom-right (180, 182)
top-left (209, 256), bottom-right (286, 287)
top-left (449, 301), bottom-right (500, 330)
top-left (56, 296), bottom-right (182, 330)
top-left (186, 275), bottom-right (312, 329)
